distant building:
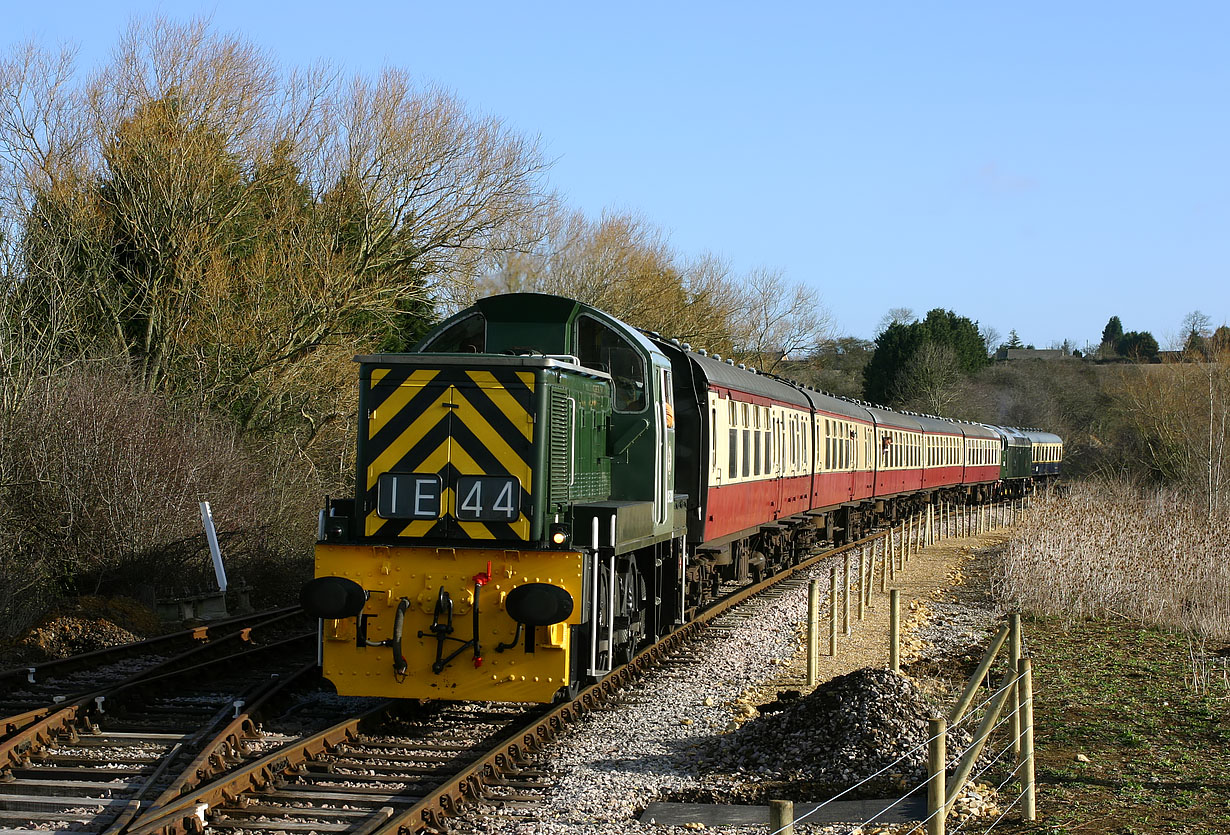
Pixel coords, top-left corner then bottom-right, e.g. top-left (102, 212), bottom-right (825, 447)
top-left (995, 348), bottom-right (1066, 361)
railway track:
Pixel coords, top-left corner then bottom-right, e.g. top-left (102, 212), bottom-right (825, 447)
top-left (108, 525), bottom-right (911, 835)
top-left (0, 609), bottom-right (304, 740)
top-left (0, 503), bottom-right (1000, 835)
top-left (0, 609), bottom-right (332, 833)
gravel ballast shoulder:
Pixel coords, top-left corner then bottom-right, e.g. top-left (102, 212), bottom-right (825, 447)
top-left (450, 531), bottom-right (1013, 835)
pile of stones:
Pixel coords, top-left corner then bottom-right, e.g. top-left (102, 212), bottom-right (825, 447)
top-left (710, 668), bottom-right (971, 798)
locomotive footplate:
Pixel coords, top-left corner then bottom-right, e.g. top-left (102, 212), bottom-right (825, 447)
top-left (313, 543), bottom-right (585, 702)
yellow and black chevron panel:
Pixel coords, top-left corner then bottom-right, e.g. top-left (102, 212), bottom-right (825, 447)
top-left (360, 364), bottom-right (537, 542)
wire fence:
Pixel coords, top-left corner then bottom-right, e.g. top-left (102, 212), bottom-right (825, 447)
top-left (768, 657), bottom-right (1034, 834)
top-left (772, 500), bottom-right (1038, 835)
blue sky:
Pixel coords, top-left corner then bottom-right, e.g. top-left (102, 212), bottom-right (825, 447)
top-left (9, 2), bottom-right (1229, 347)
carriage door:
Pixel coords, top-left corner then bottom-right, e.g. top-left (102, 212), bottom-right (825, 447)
top-left (655, 367), bottom-right (675, 525)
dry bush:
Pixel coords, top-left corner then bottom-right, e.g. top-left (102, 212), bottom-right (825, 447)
top-left (480, 206), bottom-right (832, 365)
top-left (996, 481), bottom-right (1230, 640)
top-left (0, 366), bottom-right (321, 636)
top-left (1111, 349), bottom-right (1230, 518)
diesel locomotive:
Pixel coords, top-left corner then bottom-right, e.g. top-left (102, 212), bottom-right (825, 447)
top-left (300, 293), bottom-right (1062, 703)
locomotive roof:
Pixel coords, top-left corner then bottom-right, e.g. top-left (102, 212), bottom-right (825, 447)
top-left (986, 425), bottom-right (1032, 447)
top-left (354, 352), bottom-right (611, 380)
top-left (414, 293), bottom-right (666, 363)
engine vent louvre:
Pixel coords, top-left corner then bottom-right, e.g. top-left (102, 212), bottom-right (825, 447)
top-left (548, 387), bottom-right (573, 504)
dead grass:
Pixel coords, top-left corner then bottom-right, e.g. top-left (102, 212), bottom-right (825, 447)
top-left (995, 482), bottom-right (1230, 641)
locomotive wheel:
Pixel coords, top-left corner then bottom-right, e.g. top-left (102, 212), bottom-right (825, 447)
top-left (557, 679), bottom-right (584, 703)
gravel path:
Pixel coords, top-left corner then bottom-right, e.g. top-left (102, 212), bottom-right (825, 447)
top-left (450, 528), bottom-right (1014, 835)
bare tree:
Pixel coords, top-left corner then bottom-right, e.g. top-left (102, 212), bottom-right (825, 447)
top-left (730, 269), bottom-right (833, 372)
top-left (1180, 310), bottom-right (1214, 354)
top-left (980, 324), bottom-right (1002, 356)
top-left (481, 206), bottom-right (747, 356)
top-left (894, 341), bottom-right (966, 416)
top-left (876, 307), bottom-right (915, 334)
top-left (0, 41), bottom-right (94, 412)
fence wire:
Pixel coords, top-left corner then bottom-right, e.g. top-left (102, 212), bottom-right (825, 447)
top-left (765, 666), bottom-right (1032, 833)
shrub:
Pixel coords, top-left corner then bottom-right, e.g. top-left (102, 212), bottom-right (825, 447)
top-left (0, 366), bottom-right (323, 636)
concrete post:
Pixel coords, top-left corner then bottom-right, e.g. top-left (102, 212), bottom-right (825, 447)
top-left (843, 552), bottom-right (851, 636)
top-left (879, 538), bottom-right (887, 594)
top-left (864, 545), bottom-right (875, 608)
top-left (856, 550), bottom-right (865, 621)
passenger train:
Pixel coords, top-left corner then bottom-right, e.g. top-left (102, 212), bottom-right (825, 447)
top-left (300, 294), bottom-right (1062, 703)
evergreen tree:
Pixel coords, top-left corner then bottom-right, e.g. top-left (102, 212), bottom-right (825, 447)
top-left (1117, 331), bottom-right (1159, 362)
top-left (1101, 316), bottom-right (1124, 348)
top-left (862, 308), bottom-right (990, 406)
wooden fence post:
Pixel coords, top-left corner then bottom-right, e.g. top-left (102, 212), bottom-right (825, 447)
top-left (1010, 612), bottom-right (1022, 758)
top-left (769, 799), bottom-right (794, 835)
top-left (889, 588), bottom-right (901, 673)
top-left (843, 552), bottom-right (851, 636)
top-left (829, 566), bottom-right (838, 656)
top-left (927, 716), bottom-right (947, 835)
top-left (807, 579), bottom-right (820, 687)
top-left (949, 623), bottom-right (1010, 725)
top-left (947, 669), bottom-right (1017, 811)
top-left (1020, 658), bottom-right (1036, 821)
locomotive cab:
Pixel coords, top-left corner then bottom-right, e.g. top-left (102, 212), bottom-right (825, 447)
top-left (306, 294), bottom-right (685, 702)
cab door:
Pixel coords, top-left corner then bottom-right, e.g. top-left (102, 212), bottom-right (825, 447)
top-left (654, 366), bottom-right (675, 525)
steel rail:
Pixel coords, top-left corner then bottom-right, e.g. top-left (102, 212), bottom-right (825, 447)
top-left (378, 526), bottom-right (889, 834)
top-left (114, 523), bottom-right (912, 835)
top-left (103, 662), bottom-right (320, 835)
top-left (122, 703), bottom-right (395, 835)
top-left (0, 632), bottom-right (315, 772)
top-left (0, 606), bottom-right (303, 690)
top-left (0, 608), bottom-right (309, 742)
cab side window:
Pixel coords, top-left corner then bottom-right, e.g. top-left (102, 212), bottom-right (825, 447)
top-left (576, 316), bottom-right (646, 412)
top-left (420, 312), bottom-right (486, 353)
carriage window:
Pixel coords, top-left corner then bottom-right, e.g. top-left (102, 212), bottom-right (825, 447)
top-left (576, 316), bottom-right (645, 412)
top-left (420, 312), bottom-right (486, 353)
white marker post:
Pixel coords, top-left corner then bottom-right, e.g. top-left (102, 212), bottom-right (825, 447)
top-left (200, 501), bottom-right (228, 592)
